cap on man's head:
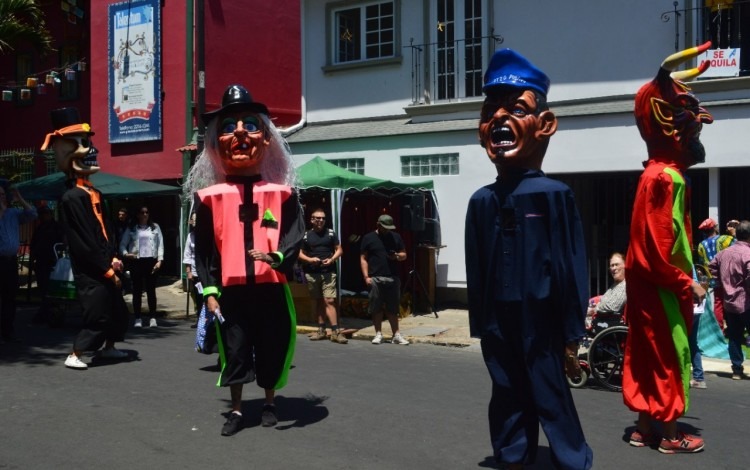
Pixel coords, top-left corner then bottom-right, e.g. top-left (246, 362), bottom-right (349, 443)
top-left (377, 214), bottom-right (396, 230)
top-left (483, 49), bottom-right (550, 96)
top-left (727, 219), bottom-right (740, 228)
top-left (698, 218), bottom-right (717, 230)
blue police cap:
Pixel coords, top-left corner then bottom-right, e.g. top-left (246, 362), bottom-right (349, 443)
top-left (483, 49), bottom-right (550, 96)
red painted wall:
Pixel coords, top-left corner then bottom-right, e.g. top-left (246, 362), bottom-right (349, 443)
top-left (0, 5), bottom-right (90, 161)
top-left (203, 1), bottom-right (301, 127)
top-left (1, 2), bottom-right (301, 182)
top-left (90, 1), bottom-right (187, 181)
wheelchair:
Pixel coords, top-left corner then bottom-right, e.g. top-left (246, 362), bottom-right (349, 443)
top-left (568, 310), bottom-right (627, 392)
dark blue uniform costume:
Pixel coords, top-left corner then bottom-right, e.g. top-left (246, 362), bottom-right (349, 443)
top-left (465, 169), bottom-right (592, 469)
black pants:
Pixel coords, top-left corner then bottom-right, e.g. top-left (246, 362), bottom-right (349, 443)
top-left (0, 255), bottom-right (19, 340)
top-left (131, 257), bottom-right (158, 317)
top-left (73, 273), bottom-right (129, 352)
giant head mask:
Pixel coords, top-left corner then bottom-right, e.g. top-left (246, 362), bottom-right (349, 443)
top-left (479, 49), bottom-right (557, 172)
top-left (634, 42), bottom-right (714, 168)
top-left (41, 107), bottom-right (98, 178)
top-left (201, 84), bottom-right (271, 176)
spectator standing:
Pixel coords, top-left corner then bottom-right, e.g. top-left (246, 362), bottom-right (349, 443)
top-left (714, 218), bottom-right (739, 331)
top-left (465, 49), bottom-right (592, 470)
top-left (29, 206), bottom-right (64, 325)
top-left (708, 219), bottom-right (750, 381)
top-left (114, 207), bottom-right (132, 294)
top-left (695, 218), bottom-right (720, 268)
top-left (120, 205), bottom-right (164, 328)
top-left (182, 211), bottom-right (202, 327)
top-left (0, 183), bottom-right (37, 343)
top-left (360, 214), bottom-right (409, 345)
top-left (298, 208), bottom-right (347, 344)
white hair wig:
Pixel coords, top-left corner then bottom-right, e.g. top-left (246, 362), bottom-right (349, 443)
top-left (183, 114), bottom-right (296, 200)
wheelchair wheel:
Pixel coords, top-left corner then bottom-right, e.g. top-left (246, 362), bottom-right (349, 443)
top-left (588, 325), bottom-right (628, 392)
top-left (566, 361), bottom-right (589, 389)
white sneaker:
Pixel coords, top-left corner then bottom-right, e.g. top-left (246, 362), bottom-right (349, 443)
top-left (98, 348), bottom-right (128, 360)
top-left (392, 333), bottom-right (410, 345)
top-left (149, 318), bottom-right (158, 328)
top-left (134, 319), bottom-right (142, 328)
top-left (64, 354), bottom-right (88, 369)
top-left (372, 332), bottom-right (383, 344)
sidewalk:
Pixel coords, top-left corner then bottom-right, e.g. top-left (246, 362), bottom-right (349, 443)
top-left (157, 279), bottom-right (740, 375)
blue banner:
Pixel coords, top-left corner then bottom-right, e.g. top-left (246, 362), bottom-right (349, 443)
top-left (108, 0), bottom-right (162, 143)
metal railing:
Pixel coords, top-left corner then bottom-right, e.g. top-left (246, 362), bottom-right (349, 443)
top-left (661, 0), bottom-right (749, 75)
top-left (405, 33), bottom-right (504, 105)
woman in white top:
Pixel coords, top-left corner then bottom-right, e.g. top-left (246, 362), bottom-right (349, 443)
top-left (120, 206), bottom-right (164, 327)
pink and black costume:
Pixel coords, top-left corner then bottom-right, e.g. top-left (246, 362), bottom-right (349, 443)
top-left (194, 175), bottom-right (304, 389)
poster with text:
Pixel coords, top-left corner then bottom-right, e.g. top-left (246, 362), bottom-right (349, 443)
top-left (108, 0), bottom-right (161, 143)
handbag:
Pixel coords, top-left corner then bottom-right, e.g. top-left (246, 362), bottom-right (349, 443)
top-left (195, 303), bottom-right (217, 354)
top-left (47, 244), bottom-right (77, 300)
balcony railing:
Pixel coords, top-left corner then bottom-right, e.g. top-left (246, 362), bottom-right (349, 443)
top-left (662, 0), bottom-right (750, 76)
top-left (405, 34), bottom-right (503, 105)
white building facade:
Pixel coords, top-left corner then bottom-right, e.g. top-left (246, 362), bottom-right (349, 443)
top-left (287, 0), bottom-right (750, 301)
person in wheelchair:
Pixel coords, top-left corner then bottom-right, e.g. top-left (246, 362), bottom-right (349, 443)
top-left (587, 252), bottom-right (626, 335)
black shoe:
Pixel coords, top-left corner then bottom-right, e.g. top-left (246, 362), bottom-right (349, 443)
top-left (221, 412), bottom-right (243, 436)
top-left (261, 405), bottom-right (277, 427)
top-left (190, 322), bottom-right (198, 329)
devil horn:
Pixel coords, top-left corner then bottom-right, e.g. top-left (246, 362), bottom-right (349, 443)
top-left (662, 41), bottom-right (712, 80)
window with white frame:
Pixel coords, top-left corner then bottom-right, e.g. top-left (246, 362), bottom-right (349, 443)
top-left (432, 0), bottom-right (487, 100)
top-left (328, 158), bottom-right (365, 174)
top-left (401, 154), bottom-right (459, 177)
top-left (330, 1), bottom-right (396, 64)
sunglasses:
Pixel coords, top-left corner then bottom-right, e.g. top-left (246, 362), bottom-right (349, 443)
top-left (311, 216), bottom-right (325, 220)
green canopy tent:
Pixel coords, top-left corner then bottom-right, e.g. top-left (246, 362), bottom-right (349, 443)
top-left (295, 156), bottom-right (438, 298)
top-left (15, 171), bottom-right (181, 200)
top-left (297, 156), bottom-right (434, 192)
top-left (16, 172), bottom-right (183, 278)
top-left (296, 156), bottom-right (435, 244)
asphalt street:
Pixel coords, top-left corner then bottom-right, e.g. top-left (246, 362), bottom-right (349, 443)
top-left (1, 307), bottom-right (748, 470)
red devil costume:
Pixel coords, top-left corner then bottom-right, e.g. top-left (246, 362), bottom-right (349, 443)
top-left (623, 43), bottom-right (713, 453)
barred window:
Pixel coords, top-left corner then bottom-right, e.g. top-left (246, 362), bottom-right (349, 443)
top-left (328, 158), bottom-right (365, 175)
top-left (401, 154), bottom-right (459, 176)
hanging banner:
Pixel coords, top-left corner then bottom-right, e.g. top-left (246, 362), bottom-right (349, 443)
top-left (108, 0), bottom-right (162, 143)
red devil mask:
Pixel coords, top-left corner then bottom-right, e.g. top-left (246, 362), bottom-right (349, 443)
top-left (634, 42), bottom-right (714, 168)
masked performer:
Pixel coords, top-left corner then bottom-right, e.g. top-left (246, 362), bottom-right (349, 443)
top-left (465, 49), bottom-right (592, 470)
top-left (623, 43), bottom-right (713, 454)
top-left (184, 85), bottom-right (304, 436)
top-left (41, 108), bottom-right (129, 370)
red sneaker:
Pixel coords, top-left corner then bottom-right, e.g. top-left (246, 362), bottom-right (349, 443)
top-left (629, 429), bottom-right (659, 447)
top-left (658, 432), bottom-right (705, 454)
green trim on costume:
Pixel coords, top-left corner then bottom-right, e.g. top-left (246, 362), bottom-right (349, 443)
top-left (272, 283), bottom-right (297, 390)
top-left (215, 319), bottom-right (227, 387)
top-left (663, 166), bottom-right (692, 412)
top-left (263, 209), bottom-right (277, 222)
top-left (203, 286), bottom-right (221, 298)
top-left (270, 251), bottom-right (284, 269)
